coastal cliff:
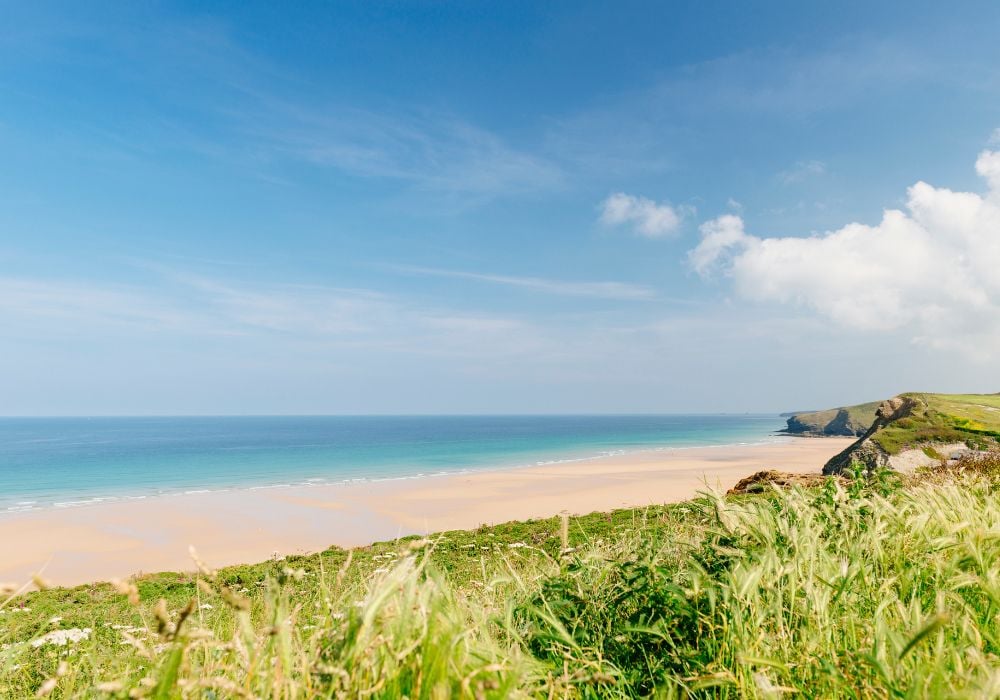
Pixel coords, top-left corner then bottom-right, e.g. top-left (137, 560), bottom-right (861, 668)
top-left (821, 392), bottom-right (1000, 475)
top-left (784, 402), bottom-right (880, 437)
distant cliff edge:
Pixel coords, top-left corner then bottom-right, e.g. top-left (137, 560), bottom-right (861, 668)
top-left (782, 402), bottom-right (880, 437)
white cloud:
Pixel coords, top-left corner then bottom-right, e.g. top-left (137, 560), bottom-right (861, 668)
top-left (599, 193), bottom-right (687, 238)
top-left (689, 149), bottom-right (1000, 354)
top-left (779, 160), bottom-right (826, 184)
top-left (976, 148), bottom-right (1000, 190)
top-left (688, 215), bottom-right (748, 277)
top-left (989, 128), bottom-right (1000, 145)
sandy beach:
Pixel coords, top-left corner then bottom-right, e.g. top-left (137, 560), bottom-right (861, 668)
top-left (0, 437), bottom-right (853, 587)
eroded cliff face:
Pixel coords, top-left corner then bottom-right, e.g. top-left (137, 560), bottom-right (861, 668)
top-left (822, 396), bottom-right (922, 475)
top-left (784, 414), bottom-right (819, 434)
top-left (824, 408), bottom-right (871, 437)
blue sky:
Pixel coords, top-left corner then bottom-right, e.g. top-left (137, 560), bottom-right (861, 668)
top-left (3, 1), bottom-right (1000, 415)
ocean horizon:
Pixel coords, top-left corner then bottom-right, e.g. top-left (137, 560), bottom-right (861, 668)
top-left (0, 414), bottom-right (786, 514)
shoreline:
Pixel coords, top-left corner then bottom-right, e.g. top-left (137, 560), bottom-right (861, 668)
top-left (1, 434), bottom-right (793, 516)
top-left (0, 437), bottom-right (853, 587)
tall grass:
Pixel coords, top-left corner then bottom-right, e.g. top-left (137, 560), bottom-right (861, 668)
top-left (5, 470), bottom-right (1000, 697)
top-left (517, 472), bottom-right (1000, 697)
top-left (2, 540), bottom-right (539, 699)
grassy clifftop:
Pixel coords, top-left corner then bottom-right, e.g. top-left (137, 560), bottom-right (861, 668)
top-left (824, 392), bottom-right (1000, 474)
top-left (870, 392), bottom-right (1000, 454)
top-left (788, 392), bottom-right (1000, 458)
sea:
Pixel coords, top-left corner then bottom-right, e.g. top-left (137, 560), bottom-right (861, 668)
top-left (0, 414), bottom-right (786, 513)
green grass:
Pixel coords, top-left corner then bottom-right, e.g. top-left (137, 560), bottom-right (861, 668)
top-left (5, 468), bottom-right (1000, 697)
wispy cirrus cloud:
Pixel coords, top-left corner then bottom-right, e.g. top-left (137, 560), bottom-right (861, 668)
top-left (388, 265), bottom-right (658, 301)
top-left (4, 10), bottom-right (564, 205)
top-left (258, 108), bottom-right (564, 199)
top-left (0, 277), bottom-right (224, 336)
top-left (544, 39), bottom-right (938, 180)
top-left (0, 269), bottom-right (544, 359)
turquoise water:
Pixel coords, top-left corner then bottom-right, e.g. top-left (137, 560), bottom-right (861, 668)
top-left (0, 415), bottom-right (785, 513)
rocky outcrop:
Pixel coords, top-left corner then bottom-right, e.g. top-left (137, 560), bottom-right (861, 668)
top-left (822, 396), bottom-right (922, 475)
top-left (728, 470), bottom-right (839, 495)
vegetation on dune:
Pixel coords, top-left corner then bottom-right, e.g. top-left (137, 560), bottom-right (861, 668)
top-left (6, 465), bottom-right (1000, 697)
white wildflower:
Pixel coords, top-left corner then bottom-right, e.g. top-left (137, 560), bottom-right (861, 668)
top-left (31, 628), bottom-right (92, 647)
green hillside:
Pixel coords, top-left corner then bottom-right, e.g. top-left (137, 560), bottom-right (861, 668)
top-left (870, 392), bottom-right (1000, 454)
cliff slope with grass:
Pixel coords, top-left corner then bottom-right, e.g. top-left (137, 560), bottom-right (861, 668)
top-left (823, 392), bottom-right (1000, 474)
top-left (783, 401), bottom-right (880, 437)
